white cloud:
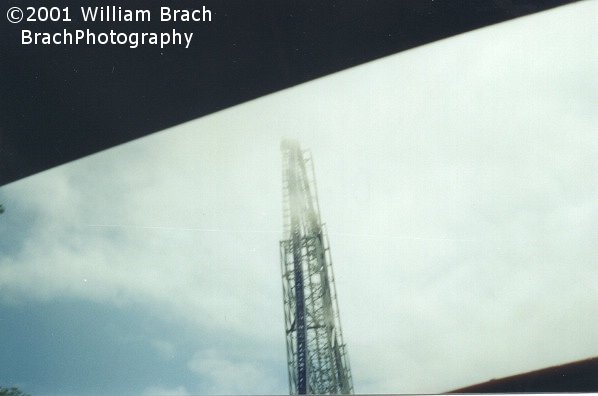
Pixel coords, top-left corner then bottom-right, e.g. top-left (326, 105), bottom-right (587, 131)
top-left (150, 339), bottom-right (177, 360)
top-left (142, 385), bottom-right (189, 396)
top-left (188, 349), bottom-right (276, 395)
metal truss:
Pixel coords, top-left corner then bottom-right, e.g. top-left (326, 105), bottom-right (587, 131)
top-left (280, 140), bottom-right (353, 395)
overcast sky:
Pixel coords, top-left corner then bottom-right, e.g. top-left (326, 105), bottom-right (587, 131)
top-left (1, 2), bottom-right (597, 395)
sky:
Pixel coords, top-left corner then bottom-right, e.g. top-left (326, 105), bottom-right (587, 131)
top-left (1, 1), bottom-right (597, 395)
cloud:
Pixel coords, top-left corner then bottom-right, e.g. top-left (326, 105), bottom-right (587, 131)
top-left (188, 349), bottom-right (277, 395)
top-left (0, 148), bottom-right (284, 341)
top-left (142, 385), bottom-right (189, 396)
top-left (150, 339), bottom-right (177, 360)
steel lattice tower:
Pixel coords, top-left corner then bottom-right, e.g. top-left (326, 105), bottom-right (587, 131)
top-left (279, 140), bottom-right (354, 395)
